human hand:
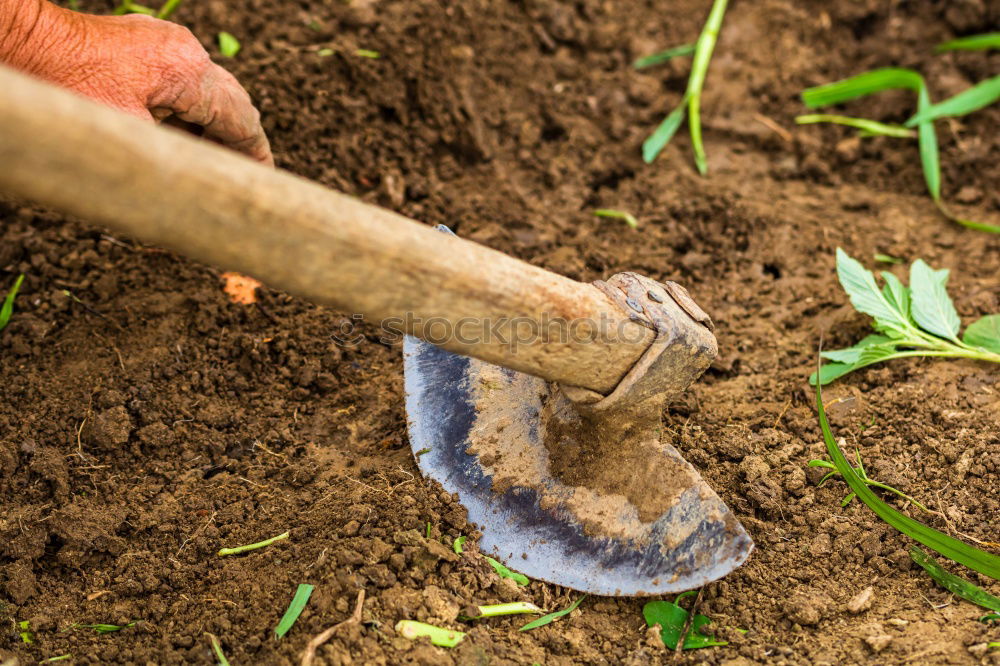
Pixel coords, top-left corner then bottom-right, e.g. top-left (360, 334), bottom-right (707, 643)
top-left (0, 1), bottom-right (272, 164)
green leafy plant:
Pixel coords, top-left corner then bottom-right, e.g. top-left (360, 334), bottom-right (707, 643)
top-left (910, 547), bottom-right (1000, 612)
top-left (815, 359), bottom-right (1000, 580)
top-left (809, 450), bottom-right (930, 512)
top-left (452, 536), bottom-right (466, 554)
top-left (275, 584), bottom-right (314, 639)
top-left (111, 0), bottom-right (182, 19)
top-left (643, 591), bottom-right (726, 650)
top-left (801, 68), bottom-right (1000, 233)
top-left (218, 530), bottom-right (289, 556)
top-left (519, 595), bottom-right (586, 632)
top-left (218, 32), bottom-right (241, 58)
top-left (18, 620), bottom-right (32, 643)
top-left (641, 0), bottom-right (728, 174)
top-left (395, 620), bottom-right (465, 647)
top-left (593, 209), bottom-right (639, 229)
top-left (484, 556), bottom-right (530, 586)
top-left (206, 633), bottom-right (231, 666)
top-left (0, 274), bottom-right (24, 332)
top-left (811, 249), bottom-right (1000, 385)
top-left (935, 33), bottom-right (1000, 53)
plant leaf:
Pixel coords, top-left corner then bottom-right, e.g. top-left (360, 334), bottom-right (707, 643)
top-left (835, 248), bottom-right (911, 333)
top-left (816, 359), bottom-right (1000, 580)
top-left (909, 259), bottom-right (960, 340)
top-left (642, 99), bottom-right (688, 163)
top-left (935, 33), bottom-right (1000, 52)
top-left (633, 43), bottom-right (696, 69)
top-left (485, 556), bottom-right (530, 585)
top-left (802, 68), bottom-right (924, 107)
top-left (810, 362), bottom-right (857, 386)
top-left (218, 31), bottom-right (241, 58)
top-left (820, 334), bottom-right (895, 364)
top-left (519, 596), bottom-right (587, 631)
top-left (914, 85), bottom-right (941, 201)
top-left (963, 315), bottom-right (1000, 353)
top-left (642, 601), bottom-right (727, 650)
top-left (880, 272), bottom-right (910, 321)
top-left (794, 114), bottom-right (916, 138)
top-left (910, 547), bottom-right (1000, 612)
top-left (906, 75), bottom-right (1000, 126)
top-left (275, 584), bottom-right (314, 639)
top-left (0, 273), bottom-right (24, 332)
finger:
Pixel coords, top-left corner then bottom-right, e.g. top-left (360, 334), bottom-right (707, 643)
top-left (166, 64), bottom-right (273, 166)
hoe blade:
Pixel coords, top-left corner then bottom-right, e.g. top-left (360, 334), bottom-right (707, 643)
top-left (403, 336), bottom-right (752, 596)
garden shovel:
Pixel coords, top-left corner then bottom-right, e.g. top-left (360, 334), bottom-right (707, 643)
top-left (0, 65), bottom-right (752, 596)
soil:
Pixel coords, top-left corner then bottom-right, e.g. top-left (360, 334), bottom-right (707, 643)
top-left (3, 0), bottom-right (1000, 664)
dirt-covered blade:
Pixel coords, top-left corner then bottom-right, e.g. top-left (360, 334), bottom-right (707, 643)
top-left (403, 336), bottom-right (753, 596)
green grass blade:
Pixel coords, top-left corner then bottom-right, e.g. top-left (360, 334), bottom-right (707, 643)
top-left (915, 84), bottom-right (941, 201)
top-left (41, 656), bottom-right (72, 663)
top-left (633, 43), bottom-right (696, 69)
top-left (593, 209), bottom-right (638, 229)
top-left (485, 556), bottom-right (530, 585)
top-left (906, 76), bottom-right (1000, 126)
top-left (685, 0), bottom-right (728, 175)
top-left (795, 114), bottom-right (916, 138)
top-left (0, 273), bottom-right (24, 332)
top-left (802, 68), bottom-right (924, 107)
top-left (816, 358), bottom-right (1000, 579)
top-left (642, 99), bottom-right (688, 163)
top-left (933, 200), bottom-right (1000, 235)
top-left (275, 583), bottom-right (314, 639)
top-left (206, 633), bottom-right (231, 666)
top-left (910, 547), bottom-right (1000, 612)
top-left (155, 0), bottom-right (183, 19)
top-left (935, 33), bottom-right (1000, 52)
top-left (519, 596), bottom-right (586, 631)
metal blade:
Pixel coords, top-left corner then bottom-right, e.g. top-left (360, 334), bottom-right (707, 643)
top-left (403, 336), bottom-right (753, 596)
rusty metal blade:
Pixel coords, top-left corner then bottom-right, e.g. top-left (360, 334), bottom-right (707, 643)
top-left (403, 336), bottom-right (753, 596)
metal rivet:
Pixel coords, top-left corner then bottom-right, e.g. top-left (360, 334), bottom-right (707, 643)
top-left (626, 297), bottom-right (642, 312)
top-left (647, 290), bottom-right (663, 303)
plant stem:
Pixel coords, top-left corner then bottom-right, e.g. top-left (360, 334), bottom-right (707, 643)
top-left (687, 0), bottom-right (728, 175)
top-left (217, 531), bottom-right (289, 556)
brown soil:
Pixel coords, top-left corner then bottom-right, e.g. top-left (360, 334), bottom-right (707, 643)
top-left (3, 0), bottom-right (1000, 664)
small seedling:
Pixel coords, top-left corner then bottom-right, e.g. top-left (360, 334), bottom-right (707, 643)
top-left (41, 656), bottom-right (72, 663)
top-left (218, 530), bottom-right (289, 556)
top-left (794, 114), bottom-right (915, 138)
top-left (0, 273), bottom-right (24, 332)
top-left (111, 0), bottom-right (182, 19)
top-left (75, 621), bottom-right (137, 633)
top-left (935, 33), bottom-right (1000, 53)
top-left (641, 0), bottom-right (728, 174)
top-left (355, 49), bottom-right (381, 59)
top-left (643, 591), bottom-right (726, 650)
top-left (18, 620), bottom-right (32, 643)
top-left (218, 32), bottom-right (241, 58)
top-left (809, 449), bottom-right (930, 512)
top-left (815, 357), bottom-right (1000, 580)
top-left (905, 76), bottom-right (1000, 127)
top-left (802, 67), bottom-right (1000, 233)
top-left (275, 583), bottom-right (314, 639)
top-left (633, 43), bottom-right (696, 69)
top-left (593, 209), bottom-right (638, 229)
top-left (395, 620), bottom-right (465, 647)
top-left (874, 253), bottom-right (902, 264)
top-left (519, 595), bottom-right (586, 631)
top-left (206, 633), bottom-right (231, 666)
top-left (910, 547), bottom-right (1000, 612)
top-left (462, 602), bottom-right (543, 620)
top-left (452, 536), bottom-right (466, 554)
top-left (485, 556), bottom-right (530, 586)
top-left (811, 249), bottom-right (1000, 385)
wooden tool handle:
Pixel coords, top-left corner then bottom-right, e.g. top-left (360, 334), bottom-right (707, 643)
top-left (0, 65), bottom-right (656, 394)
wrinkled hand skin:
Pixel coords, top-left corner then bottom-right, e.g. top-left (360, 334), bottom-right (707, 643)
top-left (0, 0), bottom-right (273, 164)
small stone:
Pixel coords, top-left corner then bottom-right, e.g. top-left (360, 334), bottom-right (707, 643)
top-left (846, 586), bottom-right (874, 614)
top-left (955, 186), bottom-right (982, 204)
top-left (86, 406), bottom-right (133, 447)
top-left (784, 592), bottom-right (826, 626)
top-left (885, 618), bottom-right (908, 627)
top-left (864, 633), bottom-right (892, 653)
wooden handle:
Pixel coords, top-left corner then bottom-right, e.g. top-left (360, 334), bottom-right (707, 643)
top-left (0, 65), bottom-right (656, 394)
